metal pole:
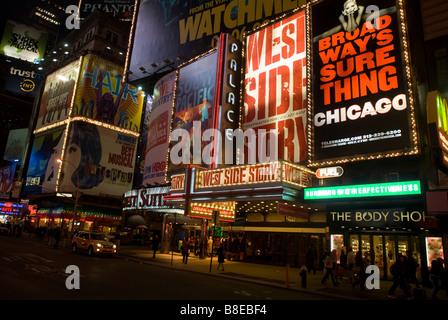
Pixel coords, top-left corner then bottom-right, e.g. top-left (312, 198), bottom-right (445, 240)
top-left (171, 212), bottom-right (176, 266)
top-left (209, 211), bottom-right (218, 272)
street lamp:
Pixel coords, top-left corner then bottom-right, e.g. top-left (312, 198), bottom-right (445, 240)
top-left (57, 159), bottom-right (80, 233)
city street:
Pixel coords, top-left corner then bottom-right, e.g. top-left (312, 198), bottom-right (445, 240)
top-left (0, 235), bottom-right (328, 301)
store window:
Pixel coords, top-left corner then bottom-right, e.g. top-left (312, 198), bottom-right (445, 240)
top-left (426, 237), bottom-right (445, 270)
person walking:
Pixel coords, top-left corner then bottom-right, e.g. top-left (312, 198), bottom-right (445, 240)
top-left (321, 249), bottom-right (338, 286)
top-left (337, 249), bottom-right (347, 280)
top-left (217, 244), bottom-right (225, 271)
top-left (346, 247), bottom-right (356, 283)
top-left (53, 226), bottom-right (61, 249)
top-left (306, 245), bottom-right (317, 275)
top-left (388, 253), bottom-right (412, 299)
top-left (405, 250), bottom-right (420, 289)
top-left (353, 251), bottom-right (366, 291)
top-left (182, 238), bottom-right (190, 264)
top-left (429, 258), bottom-right (445, 300)
top-left (152, 234), bottom-right (160, 258)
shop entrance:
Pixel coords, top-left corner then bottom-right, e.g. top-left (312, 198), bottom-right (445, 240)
top-left (348, 233), bottom-right (422, 280)
top-left (243, 232), bottom-right (324, 268)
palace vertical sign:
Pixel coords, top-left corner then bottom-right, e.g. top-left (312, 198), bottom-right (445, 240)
top-left (244, 9), bottom-right (307, 164)
top-left (214, 33), bottom-right (242, 167)
top-left (308, 0), bottom-right (418, 165)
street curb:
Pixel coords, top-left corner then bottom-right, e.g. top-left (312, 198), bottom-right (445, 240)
top-left (115, 252), bottom-right (365, 300)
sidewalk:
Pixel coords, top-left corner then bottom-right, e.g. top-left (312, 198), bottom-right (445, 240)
top-left (115, 245), bottom-right (439, 300)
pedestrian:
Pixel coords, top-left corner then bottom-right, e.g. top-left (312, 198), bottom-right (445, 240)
top-left (152, 234), bottom-right (160, 258)
top-left (321, 249), bottom-right (338, 286)
top-left (353, 251), bottom-right (366, 291)
top-left (53, 226), bottom-right (61, 249)
top-left (405, 250), bottom-right (420, 289)
top-left (217, 244), bottom-right (225, 271)
top-left (182, 238), bottom-right (190, 264)
top-left (429, 258), bottom-right (446, 300)
top-left (337, 249), bottom-right (347, 280)
top-left (300, 265), bottom-right (307, 288)
top-left (388, 253), bottom-right (412, 299)
top-left (306, 245), bottom-right (317, 274)
top-left (346, 247), bottom-right (356, 283)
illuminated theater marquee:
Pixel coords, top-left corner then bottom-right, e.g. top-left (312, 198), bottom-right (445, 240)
top-left (196, 161), bottom-right (314, 189)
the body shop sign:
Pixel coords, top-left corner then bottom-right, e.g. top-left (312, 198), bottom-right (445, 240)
top-left (308, 0), bottom-right (418, 165)
top-left (328, 209), bottom-right (426, 228)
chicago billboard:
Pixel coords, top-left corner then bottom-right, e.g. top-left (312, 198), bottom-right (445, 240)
top-left (308, 0), bottom-right (418, 165)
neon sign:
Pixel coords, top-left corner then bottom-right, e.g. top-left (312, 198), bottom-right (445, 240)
top-left (304, 180), bottom-right (421, 200)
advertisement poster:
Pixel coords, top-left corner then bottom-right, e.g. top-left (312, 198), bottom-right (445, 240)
top-left (72, 54), bottom-right (144, 132)
top-left (244, 9), bottom-right (307, 164)
top-left (3, 58), bottom-right (44, 97)
top-left (4, 128), bottom-right (28, 163)
top-left (425, 237), bottom-right (444, 269)
top-left (0, 164), bottom-right (17, 197)
top-left (309, 0), bottom-right (417, 165)
top-left (142, 72), bottom-right (175, 186)
top-left (24, 128), bottom-right (65, 194)
top-left (134, 94), bottom-right (153, 186)
top-left (58, 121), bottom-right (137, 197)
top-left (0, 20), bottom-right (48, 63)
top-left (169, 51), bottom-right (218, 174)
top-left (36, 60), bottom-right (79, 130)
top-left (129, 0), bottom-right (306, 81)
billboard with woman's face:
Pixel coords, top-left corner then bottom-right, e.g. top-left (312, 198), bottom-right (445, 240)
top-left (24, 128), bottom-right (65, 194)
top-left (58, 121), bottom-right (137, 197)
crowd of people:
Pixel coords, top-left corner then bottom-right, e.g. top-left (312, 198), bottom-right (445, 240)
top-left (313, 246), bottom-right (448, 299)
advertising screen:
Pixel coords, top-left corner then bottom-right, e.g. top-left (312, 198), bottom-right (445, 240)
top-left (308, 0), bottom-right (418, 165)
top-left (142, 71), bottom-right (175, 186)
top-left (244, 9), bottom-right (307, 164)
top-left (0, 20), bottom-right (48, 63)
top-left (24, 128), bottom-right (65, 194)
top-left (169, 51), bottom-right (218, 174)
top-left (72, 54), bottom-right (144, 132)
top-left (36, 60), bottom-right (79, 130)
top-left (58, 121), bottom-right (137, 197)
top-left (129, 0), bottom-right (306, 81)
top-left (3, 59), bottom-right (44, 97)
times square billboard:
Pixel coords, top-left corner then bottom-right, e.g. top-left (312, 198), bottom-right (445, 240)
top-left (308, 0), bottom-right (418, 166)
top-left (128, 0), bottom-right (306, 81)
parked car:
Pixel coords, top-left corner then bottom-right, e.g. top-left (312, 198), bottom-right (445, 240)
top-left (71, 231), bottom-right (117, 257)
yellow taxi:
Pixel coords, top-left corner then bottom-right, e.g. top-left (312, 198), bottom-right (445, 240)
top-left (71, 231), bottom-right (117, 257)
